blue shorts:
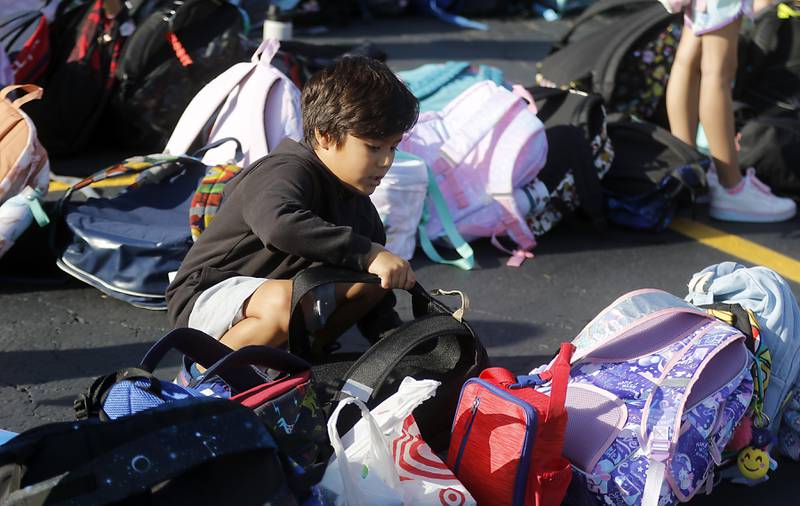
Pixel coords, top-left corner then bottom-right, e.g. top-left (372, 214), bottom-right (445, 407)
top-left (685, 0), bottom-right (753, 35)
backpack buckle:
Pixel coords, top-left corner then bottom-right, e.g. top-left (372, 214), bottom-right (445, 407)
top-left (648, 427), bottom-right (672, 461)
top-left (430, 289), bottom-right (469, 321)
top-left (73, 394), bottom-right (91, 420)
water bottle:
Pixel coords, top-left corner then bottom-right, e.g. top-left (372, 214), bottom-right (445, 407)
top-left (263, 5), bottom-right (293, 41)
top-left (0, 186), bottom-right (49, 258)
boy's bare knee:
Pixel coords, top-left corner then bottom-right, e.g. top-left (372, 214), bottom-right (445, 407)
top-left (243, 280), bottom-right (293, 331)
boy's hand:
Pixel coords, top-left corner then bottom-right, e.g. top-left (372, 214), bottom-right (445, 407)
top-left (367, 243), bottom-right (416, 290)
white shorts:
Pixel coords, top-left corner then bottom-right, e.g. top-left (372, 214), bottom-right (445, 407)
top-left (186, 275), bottom-right (338, 340)
top-left (187, 276), bottom-right (266, 340)
top-left (685, 0), bottom-right (753, 35)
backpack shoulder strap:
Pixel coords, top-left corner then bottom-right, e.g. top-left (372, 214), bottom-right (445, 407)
top-left (639, 322), bottom-right (748, 506)
top-left (286, 265), bottom-right (468, 356)
top-left (433, 82), bottom-right (525, 208)
top-left (418, 167), bottom-right (475, 270)
top-left (164, 41), bottom-right (280, 156)
top-left (201, 39), bottom-right (294, 166)
top-left (336, 312), bottom-right (479, 404)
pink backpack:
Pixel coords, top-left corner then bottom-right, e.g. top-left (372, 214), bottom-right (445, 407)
top-left (399, 81), bottom-right (547, 266)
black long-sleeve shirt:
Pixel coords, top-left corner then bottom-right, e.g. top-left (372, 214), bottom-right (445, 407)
top-left (166, 138), bottom-right (386, 327)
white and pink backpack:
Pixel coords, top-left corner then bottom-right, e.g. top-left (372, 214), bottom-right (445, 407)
top-left (165, 38), bottom-right (302, 166)
top-left (399, 80), bottom-right (547, 266)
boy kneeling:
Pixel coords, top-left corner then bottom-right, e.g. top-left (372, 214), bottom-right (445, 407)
top-left (166, 57), bottom-right (420, 360)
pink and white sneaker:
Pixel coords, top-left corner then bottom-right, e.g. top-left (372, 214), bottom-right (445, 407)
top-left (708, 168), bottom-right (797, 223)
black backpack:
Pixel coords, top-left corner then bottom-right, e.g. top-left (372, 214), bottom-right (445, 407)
top-left (738, 111), bottom-right (800, 197)
top-left (550, 0), bottom-right (656, 49)
top-left (524, 86), bottom-right (612, 235)
top-left (21, 0), bottom-right (159, 156)
top-left (286, 265), bottom-right (489, 452)
top-left (736, 1), bottom-right (800, 113)
top-left (271, 40), bottom-right (387, 89)
top-left (106, 0), bottom-right (248, 150)
top-left (536, 0), bottom-right (680, 125)
top-left (0, 398), bottom-right (296, 505)
top-left (602, 117), bottom-right (710, 230)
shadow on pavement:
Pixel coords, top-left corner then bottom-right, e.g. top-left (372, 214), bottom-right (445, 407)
top-left (0, 342), bottom-right (167, 386)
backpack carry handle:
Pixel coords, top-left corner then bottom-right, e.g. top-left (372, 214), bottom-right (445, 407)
top-left (287, 265), bottom-right (460, 356)
top-left (538, 342), bottom-right (575, 421)
top-left (483, 342), bottom-right (575, 421)
top-left (138, 327), bottom-right (266, 390)
top-left (199, 344), bottom-right (311, 391)
top-left (191, 136), bottom-right (244, 164)
top-left (0, 84), bottom-right (43, 108)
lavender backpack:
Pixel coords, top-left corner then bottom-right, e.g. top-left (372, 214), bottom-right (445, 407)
top-left (532, 289), bottom-right (753, 506)
top-left (399, 80), bottom-right (547, 266)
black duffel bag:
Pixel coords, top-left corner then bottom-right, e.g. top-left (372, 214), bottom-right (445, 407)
top-left (286, 265), bottom-right (490, 452)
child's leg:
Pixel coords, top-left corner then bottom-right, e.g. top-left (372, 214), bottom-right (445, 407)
top-left (697, 17), bottom-right (743, 188)
top-left (219, 280), bottom-right (386, 350)
top-left (309, 282), bottom-right (389, 348)
top-left (666, 24), bottom-right (703, 147)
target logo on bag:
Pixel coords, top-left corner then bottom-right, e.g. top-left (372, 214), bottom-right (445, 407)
top-left (439, 487), bottom-right (467, 505)
top-left (392, 416), bottom-right (456, 481)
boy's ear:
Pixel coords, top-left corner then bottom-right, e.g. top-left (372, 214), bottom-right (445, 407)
top-left (314, 129), bottom-right (333, 150)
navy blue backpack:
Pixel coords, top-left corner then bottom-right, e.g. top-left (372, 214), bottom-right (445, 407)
top-left (55, 154), bottom-right (205, 309)
top-left (53, 138), bottom-right (242, 309)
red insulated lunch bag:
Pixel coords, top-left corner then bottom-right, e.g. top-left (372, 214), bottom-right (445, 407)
top-left (448, 342), bottom-right (575, 506)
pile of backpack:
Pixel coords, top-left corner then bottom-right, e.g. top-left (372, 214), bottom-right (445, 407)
top-left (369, 50), bottom-right (708, 272)
top-left (0, 0), bottom-right (254, 155)
top-left (534, 0), bottom-right (800, 205)
top-left (2, 260), bottom-right (798, 505)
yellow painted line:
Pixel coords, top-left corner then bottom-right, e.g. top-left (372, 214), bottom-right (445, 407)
top-left (669, 217), bottom-right (800, 283)
top-left (49, 174), bottom-right (138, 192)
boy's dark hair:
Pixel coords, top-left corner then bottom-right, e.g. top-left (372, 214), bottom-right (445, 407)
top-left (301, 56), bottom-right (419, 148)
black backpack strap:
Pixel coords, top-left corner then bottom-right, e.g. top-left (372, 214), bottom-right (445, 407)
top-left (287, 265), bottom-right (444, 356)
top-left (74, 367), bottom-right (160, 421)
top-left (335, 313), bottom-right (479, 404)
top-left (527, 86), bottom-right (607, 230)
top-left (568, 127), bottom-right (607, 231)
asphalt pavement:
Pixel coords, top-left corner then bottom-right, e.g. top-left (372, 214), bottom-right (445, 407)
top-left (1, 11), bottom-right (798, 505)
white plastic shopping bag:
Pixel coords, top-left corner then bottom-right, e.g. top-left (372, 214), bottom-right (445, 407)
top-left (318, 396), bottom-right (404, 506)
top-left (318, 377), bottom-right (475, 506)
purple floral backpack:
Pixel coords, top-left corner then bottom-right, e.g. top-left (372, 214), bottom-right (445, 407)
top-left (532, 289), bottom-right (754, 506)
